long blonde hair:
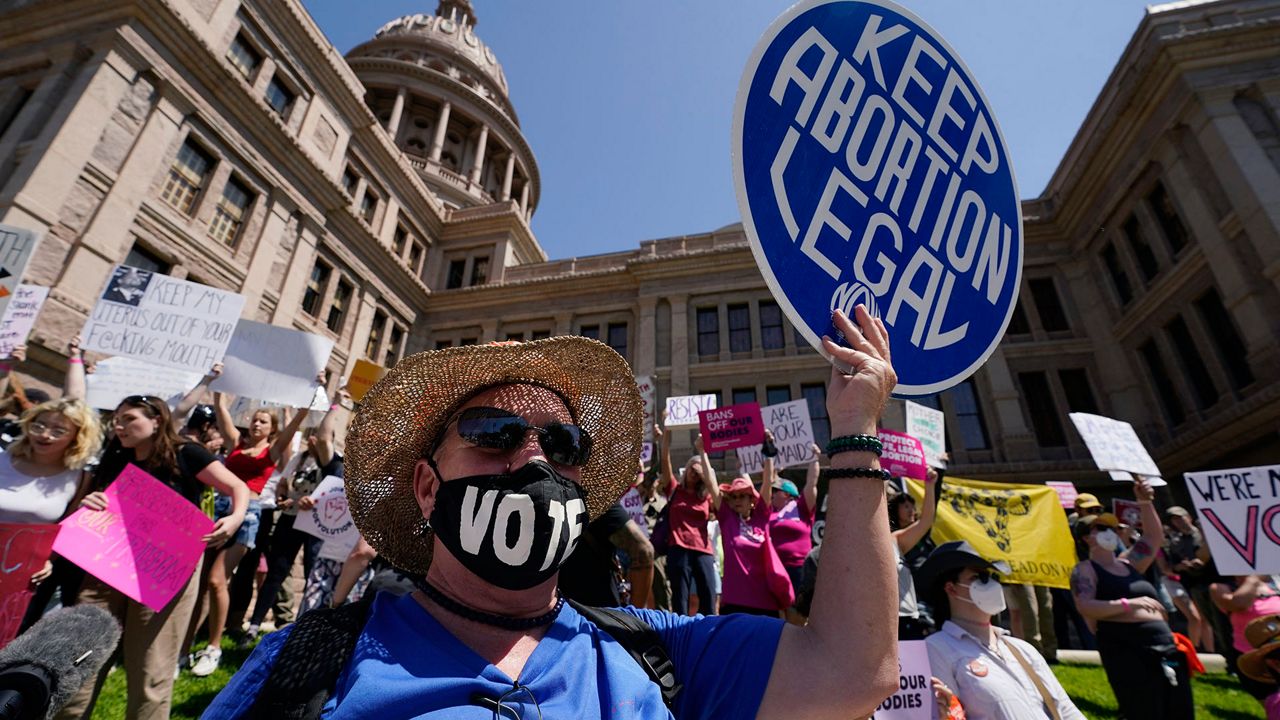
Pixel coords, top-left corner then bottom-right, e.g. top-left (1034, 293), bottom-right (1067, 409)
top-left (8, 398), bottom-right (104, 470)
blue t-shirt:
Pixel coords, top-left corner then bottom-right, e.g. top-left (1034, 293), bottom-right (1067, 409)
top-left (202, 592), bottom-right (783, 719)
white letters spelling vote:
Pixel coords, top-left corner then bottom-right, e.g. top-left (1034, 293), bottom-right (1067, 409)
top-left (769, 16), bottom-right (1014, 350)
top-left (458, 486), bottom-right (586, 570)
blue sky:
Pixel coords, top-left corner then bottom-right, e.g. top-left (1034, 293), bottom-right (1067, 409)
top-left (304, 1), bottom-right (1162, 260)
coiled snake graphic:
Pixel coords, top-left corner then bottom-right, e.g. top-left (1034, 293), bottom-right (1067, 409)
top-left (944, 486), bottom-right (1032, 552)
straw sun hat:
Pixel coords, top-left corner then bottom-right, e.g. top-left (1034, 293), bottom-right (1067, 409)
top-left (344, 336), bottom-right (643, 574)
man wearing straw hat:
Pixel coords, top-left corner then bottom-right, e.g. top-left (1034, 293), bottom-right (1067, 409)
top-left (205, 307), bottom-right (899, 719)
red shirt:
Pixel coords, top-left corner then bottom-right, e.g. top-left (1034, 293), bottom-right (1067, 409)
top-left (225, 445), bottom-right (276, 495)
top-left (666, 482), bottom-right (713, 554)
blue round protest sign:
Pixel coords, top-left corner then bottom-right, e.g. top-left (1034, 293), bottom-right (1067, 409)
top-left (732, 0), bottom-right (1023, 396)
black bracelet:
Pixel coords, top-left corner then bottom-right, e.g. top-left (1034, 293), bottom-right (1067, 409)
top-left (761, 438), bottom-right (779, 458)
top-left (826, 434), bottom-right (883, 457)
top-left (821, 467), bottom-right (892, 482)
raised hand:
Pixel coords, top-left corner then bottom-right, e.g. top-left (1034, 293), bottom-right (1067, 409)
top-left (820, 306), bottom-right (896, 437)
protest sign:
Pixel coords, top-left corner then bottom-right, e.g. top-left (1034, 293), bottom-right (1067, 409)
top-left (640, 441), bottom-right (653, 465)
top-left (1044, 481), bottom-right (1078, 510)
top-left (737, 399), bottom-right (816, 475)
top-left (211, 319), bottom-right (333, 407)
top-left (0, 225), bottom-right (42, 322)
top-left (664, 394), bottom-right (717, 429)
top-left (904, 401), bottom-right (946, 468)
top-left (84, 356), bottom-right (204, 411)
top-left (620, 487), bottom-right (647, 535)
top-left (871, 640), bottom-right (932, 720)
top-left (699, 402), bottom-right (764, 453)
top-left (0, 284), bottom-right (47, 358)
top-left (732, 1), bottom-right (1023, 396)
top-left (1184, 465), bottom-right (1280, 575)
top-left (295, 476), bottom-right (357, 561)
top-left (908, 476), bottom-right (1075, 588)
top-left (636, 376), bottom-right (656, 441)
top-left (347, 359), bottom-right (386, 403)
top-left (879, 429), bottom-right (928, 481)
top-left (0, 523), bottom-right (59, 648)
top-left (1113, 498), bottom-right (1142, 527)
top-left (1068, 412), bottom-right (1161, 478)
top-left (54, 464), bottom-right (212, 611)
top-left (81, 265), bottom-right (245, 372)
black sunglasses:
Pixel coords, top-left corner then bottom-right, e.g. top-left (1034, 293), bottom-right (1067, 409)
top-left (121, 395), bottom-right (163, 413)
top-left (454, 406), bottom-right (592, 467)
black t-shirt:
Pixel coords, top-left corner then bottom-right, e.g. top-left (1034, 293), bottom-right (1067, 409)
top-left (93, 440), bottom-right (217, 506)
top-left (559, 503), bottom-right (631, 607)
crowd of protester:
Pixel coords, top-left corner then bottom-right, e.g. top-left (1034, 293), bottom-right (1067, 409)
top-left (0, 318), bottom-right (1276, 720)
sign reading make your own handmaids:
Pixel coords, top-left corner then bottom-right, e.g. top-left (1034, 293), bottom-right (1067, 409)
top-left (1184, 465), bottom-right (1280, 575)
top-left (0, 284), bottom-right (48, 358)
top-left (81, 265), bottom-right (246, 372)
top-left (737, 399), bottom-right (817, 475)
top-left (0, 225), bottom-right (42, 322)
top-left (733, 0), bottom-right (1023, 396)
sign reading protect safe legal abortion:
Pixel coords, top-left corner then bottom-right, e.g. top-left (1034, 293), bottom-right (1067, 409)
top-left (81, 266), bottom-right (246, 372)
top-left (732, 0), bottom-right (1023, 395)
top-left (1184, 465), bottom-right (1280, 575)
top-left (699, 402), bottom-right (764, 453)
top-left (53, 464), bottom-right (212, 612)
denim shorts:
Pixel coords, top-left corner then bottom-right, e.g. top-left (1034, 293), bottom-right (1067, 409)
top-left (214, 495), bottom-right (262, 550)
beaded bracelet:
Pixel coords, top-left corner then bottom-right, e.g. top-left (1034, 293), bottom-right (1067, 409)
top-left (820, 467), bottom-right (892, 482)
top-left (826, 434), bottom-right (883, 457)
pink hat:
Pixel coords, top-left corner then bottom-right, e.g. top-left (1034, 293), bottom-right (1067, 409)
top-left (719, 476), bottom-right (758, 497)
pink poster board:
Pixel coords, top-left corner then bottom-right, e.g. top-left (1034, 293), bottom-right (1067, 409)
top-left (878, 429), bottom-right (928, 481)
top-left (1113, 498), bottom-right (1142, 527)
top-left (1045, 481), bottom-right (1078, 510)
top-left (0, 522), bottom-right (60, 648)
top-left (54, 464), bottom-right (212, 612)
top-left (699, 402), bottom-right (764, 453)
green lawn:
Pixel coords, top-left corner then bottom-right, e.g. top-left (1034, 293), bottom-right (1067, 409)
top-left (92, 644), bottom-right (1267, 719)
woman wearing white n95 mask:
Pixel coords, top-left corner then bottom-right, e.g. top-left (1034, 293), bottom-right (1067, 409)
top-left (1070, 477), bottom-right (1193, 720)
top-left (920, 540), bottom-right (1085, 720)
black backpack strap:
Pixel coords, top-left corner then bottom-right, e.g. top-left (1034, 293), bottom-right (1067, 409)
top-left (249, 596), bottom-right (375, 720)
top-left (567, 599), bottom-right (682, 709)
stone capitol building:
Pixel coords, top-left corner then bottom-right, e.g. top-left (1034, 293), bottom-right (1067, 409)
top-left (0, 0), bottom-right (1277, 498)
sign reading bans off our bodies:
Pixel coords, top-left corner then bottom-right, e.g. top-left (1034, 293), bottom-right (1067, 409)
top-left (733, 0), bottom-right (1022, 395)
top-left (1185, 465), bottom-right (1280, 576)
top-left (81, 266), bottom-right (246, 372)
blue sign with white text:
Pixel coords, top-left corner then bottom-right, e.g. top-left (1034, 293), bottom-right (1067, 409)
top-left (732, 0), bottom-right (1023, 396)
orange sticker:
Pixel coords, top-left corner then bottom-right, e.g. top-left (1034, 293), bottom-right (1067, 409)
top-left (967, 659), bottom-right (989, 677)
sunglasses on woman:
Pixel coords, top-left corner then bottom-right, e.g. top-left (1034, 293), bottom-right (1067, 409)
top-left (453, 406), bottom-right (592, 467)
top-left (121, 395), bottom-right (164, 413)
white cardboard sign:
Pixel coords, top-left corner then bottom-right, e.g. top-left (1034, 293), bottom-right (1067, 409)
top-left (871, 640), bottom-right (932, 720)
top-left (1068, 412), bottom-right (1161, 478)
top-left (664, 394), bottom-right (717, 429)
top-left (0, 225), bottom-right (42, 321)
top-left (736, 399), bottom-right (816, 475)
top-left (294, 475), bottom-right (357, 560)
top-left (81, 265), bottom-right (245, 372)
top-left (0, 284), bottom-right (47, 358)
top-left (84, 356), bottom-right (203, 411)
top-left (211, 319), bottom-right (333, 407)
top-left (905, 401), bottom-right (946, 469)
top-left (1184, 465), bottom-right (1280, 575)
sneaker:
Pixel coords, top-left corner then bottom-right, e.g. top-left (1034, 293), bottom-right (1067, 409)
top-left (236, 626), bottom-right (261, 650)
top-left (190, 647), bottom-right (222, 677)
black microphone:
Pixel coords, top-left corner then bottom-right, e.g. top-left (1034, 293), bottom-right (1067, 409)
top-left (0, 605), bottom-right (121, 720)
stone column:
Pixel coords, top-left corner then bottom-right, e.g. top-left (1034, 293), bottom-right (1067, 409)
top-left (386, 87), bottom-right (407, 138)
top-left (271, 216), bottom-right (320, 326)
top-left (635, 296), bottom-right (657, 376)
top-left (553, 312), bottom-right (572, 337)
top-left (479, 319), bottom-right (498, 343)
top-left (429, 101), bottom-right (451, 162)
top-left (519, 180), bottom-right (530, 215)
top-left (981, 348), bottom-right (1037, 462)
top-left (669, 295), bottom-right (689, 396)
top-left (468, 124), bottom-right (489, 186)
top-left (344, 287), bottom-right (381, 376)
top-left (501, 153), bottom-right (515, 201)
top-left (238, 192), bottom-right (292, 320)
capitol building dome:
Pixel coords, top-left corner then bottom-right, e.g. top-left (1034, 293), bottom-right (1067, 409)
top-left (346, 0), bottom-right (539, 215)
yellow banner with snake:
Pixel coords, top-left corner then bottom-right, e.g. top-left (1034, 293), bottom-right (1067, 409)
top-left (906, 476), bottom-right (1076, 589)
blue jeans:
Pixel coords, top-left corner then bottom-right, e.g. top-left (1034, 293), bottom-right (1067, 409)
top-left (667, 545), bottom-right (716, 616)
top-left (214, 495), bottom-right (261, 550)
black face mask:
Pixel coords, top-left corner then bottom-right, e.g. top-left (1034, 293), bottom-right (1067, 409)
top-left (429, 459), bottom-right (588, 590)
